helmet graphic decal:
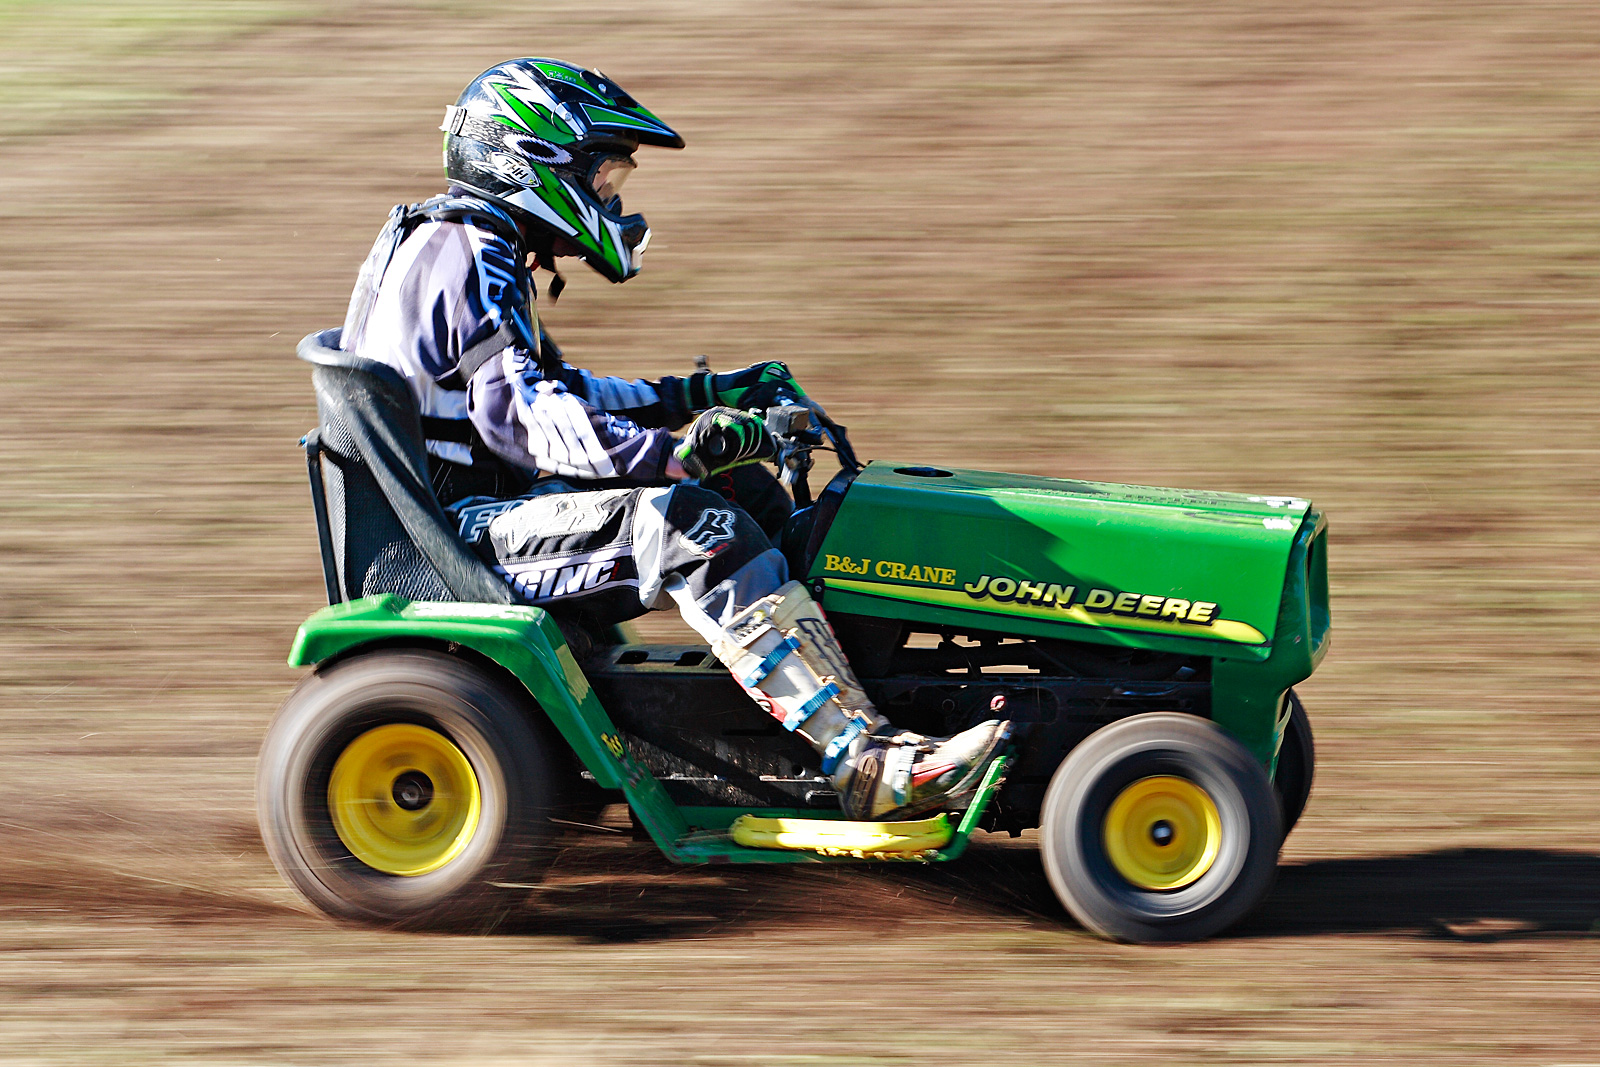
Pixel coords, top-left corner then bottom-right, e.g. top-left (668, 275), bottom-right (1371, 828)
top-left (478, 152), bottom-right (540, 188)
top-left (577, 102), bottom-right (673, 137)
top-left (487, 77), bottom-right (581, 145)
top-left (499, 134), bottom-right (573, 166)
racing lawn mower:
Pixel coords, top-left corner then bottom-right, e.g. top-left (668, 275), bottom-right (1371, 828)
top-left (257, 330), bottom-right (1329, 943)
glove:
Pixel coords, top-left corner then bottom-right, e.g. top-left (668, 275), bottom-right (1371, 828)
top-left (673, 406), bottom-right (777, 480)
top-left (682, 361), bottom-right (809, 413)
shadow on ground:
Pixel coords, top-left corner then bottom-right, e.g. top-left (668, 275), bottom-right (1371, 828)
top-left (497, 837), bottom-right (1600, 944)
top-left (3, 830), bottom-right (1594, 944)
top-left (1244, 848), bottom-right (1600, 942)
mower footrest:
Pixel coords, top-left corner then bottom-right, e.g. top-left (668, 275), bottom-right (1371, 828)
top-left (729, 813), bottom-right (954, 857)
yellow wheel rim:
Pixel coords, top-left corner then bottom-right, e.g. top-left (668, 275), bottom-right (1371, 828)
top-left (1103, 775), bottom-right (1222, 891)
top-left (327, 724), bottom-right (482, 876)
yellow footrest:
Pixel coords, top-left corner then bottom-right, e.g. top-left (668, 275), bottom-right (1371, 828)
top-left (729, 813), bottom-right (954, 857)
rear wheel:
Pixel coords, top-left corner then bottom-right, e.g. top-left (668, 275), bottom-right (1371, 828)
top-left (1040, 713), bottom-right (1281, 943)
top-left (1274, 690), bottom-right (1314, 841)
top-left (257, 649), bottom-right (561, 929)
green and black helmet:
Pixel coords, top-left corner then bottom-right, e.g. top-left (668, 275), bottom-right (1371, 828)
top-left (442, 58), bottom-right (684, 283)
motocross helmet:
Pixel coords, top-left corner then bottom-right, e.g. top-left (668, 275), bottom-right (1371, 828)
top-left (442, 58), bottom-right (684, 283)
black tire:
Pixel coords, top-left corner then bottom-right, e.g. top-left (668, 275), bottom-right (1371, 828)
top-left (1274, 690), bottom-right (1314, 841)
top-left (257, 648), bottom-right (561, 930)
top-left (1039, 712), bottom-right (1282, 943)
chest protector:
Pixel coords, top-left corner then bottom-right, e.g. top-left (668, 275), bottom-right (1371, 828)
top-left (341, 193), bottom-right (540, 385)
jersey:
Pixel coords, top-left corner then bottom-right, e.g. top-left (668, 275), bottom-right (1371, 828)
top-left (341, 194), bottom-right (693, 485)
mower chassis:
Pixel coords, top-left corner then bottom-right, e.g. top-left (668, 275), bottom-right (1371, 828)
top-left (287, 596), bottom-right (1007, 865)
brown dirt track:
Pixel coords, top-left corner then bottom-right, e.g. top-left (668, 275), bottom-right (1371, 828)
top-left (2, 0), bottom-right (1598, 1062)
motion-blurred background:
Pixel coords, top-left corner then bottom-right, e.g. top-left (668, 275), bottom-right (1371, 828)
top-left (1, 1), bottom-right (1597, 1062)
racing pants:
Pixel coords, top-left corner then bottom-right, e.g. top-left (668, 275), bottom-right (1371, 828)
top-left (447, 481), bottom-right (788, 628)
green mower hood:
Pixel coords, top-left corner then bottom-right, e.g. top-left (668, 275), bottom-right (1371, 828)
top-left (811, 462), bottom-right (1324, 661)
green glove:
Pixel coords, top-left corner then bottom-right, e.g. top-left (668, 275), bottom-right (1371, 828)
top-left (674, 407), bottom-right (777, 480)
top-left (682, 361), bottom-right (808, 414)
top-left (721, 361), bottom-right (807, 409)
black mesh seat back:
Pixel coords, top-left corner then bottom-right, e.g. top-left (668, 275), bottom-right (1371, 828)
top-left (312, 369), bottom-right (454, 602)
top-left (298, 329), bottom-right (515, 606)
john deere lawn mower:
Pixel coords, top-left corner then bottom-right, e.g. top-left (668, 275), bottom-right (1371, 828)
top-left (257, 330), bottom-right (1329, 943)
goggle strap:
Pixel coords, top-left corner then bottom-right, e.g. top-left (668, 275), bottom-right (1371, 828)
top-left (440, 105), bottom-right (469, 135)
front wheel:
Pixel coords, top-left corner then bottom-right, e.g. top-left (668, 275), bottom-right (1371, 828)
top-left (1274, 690), bottom-right (1314, 841)
top-left (1039, 713), bottom-right (1282, 943)
top-left (257, 649), bottom-right (561, 930)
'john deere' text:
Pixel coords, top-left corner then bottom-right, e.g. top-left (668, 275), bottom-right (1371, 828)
top-left (963, 574), bottom-right (1217, 626)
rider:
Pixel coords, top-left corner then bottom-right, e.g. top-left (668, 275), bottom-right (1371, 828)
top-left (339, 58), bottom-right (1008, 821)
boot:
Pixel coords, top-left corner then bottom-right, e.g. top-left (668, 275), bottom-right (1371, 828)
top-left (688, 581), bottom-right (1011, 821)
top-left (832, 719), bottom-right (1012, 821)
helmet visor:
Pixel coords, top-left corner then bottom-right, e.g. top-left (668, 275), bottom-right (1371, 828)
top-left (590, 154), bottom-right (636, 210)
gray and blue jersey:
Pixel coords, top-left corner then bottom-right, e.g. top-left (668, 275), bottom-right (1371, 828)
top-left (341, 198), bottom-right (687, 482)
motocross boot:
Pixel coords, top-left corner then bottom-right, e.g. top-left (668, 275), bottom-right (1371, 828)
top-left (832, 719), bottom-right (1012, 821)
top-left (707, 581), bottom-right (1011, 821)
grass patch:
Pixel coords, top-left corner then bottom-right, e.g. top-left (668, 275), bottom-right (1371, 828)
top-left (0, 0), bottom-right (313, 138)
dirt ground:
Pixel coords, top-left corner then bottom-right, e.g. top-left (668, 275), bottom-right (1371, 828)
top-left (1, 0), bottom-right (1598, 1062)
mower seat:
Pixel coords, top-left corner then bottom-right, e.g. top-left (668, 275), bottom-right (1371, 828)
top-left (296, 328), bottom-right (518, 608)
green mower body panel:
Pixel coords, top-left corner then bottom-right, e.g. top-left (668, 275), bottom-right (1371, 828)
top-left (809, 462), bottom-right (1330, 766)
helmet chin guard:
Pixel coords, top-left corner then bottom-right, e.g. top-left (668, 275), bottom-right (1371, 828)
top-left (442, 58), bottom-right (684, 283)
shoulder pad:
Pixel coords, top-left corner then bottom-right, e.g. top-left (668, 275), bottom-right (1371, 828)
top-left (402, 194), bottom-right (524, 251)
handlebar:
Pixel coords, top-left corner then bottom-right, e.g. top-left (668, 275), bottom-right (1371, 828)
top-left (760, 394), bottom-right (860, 508)
top-left (679, 351), bottom-right (861, 505)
